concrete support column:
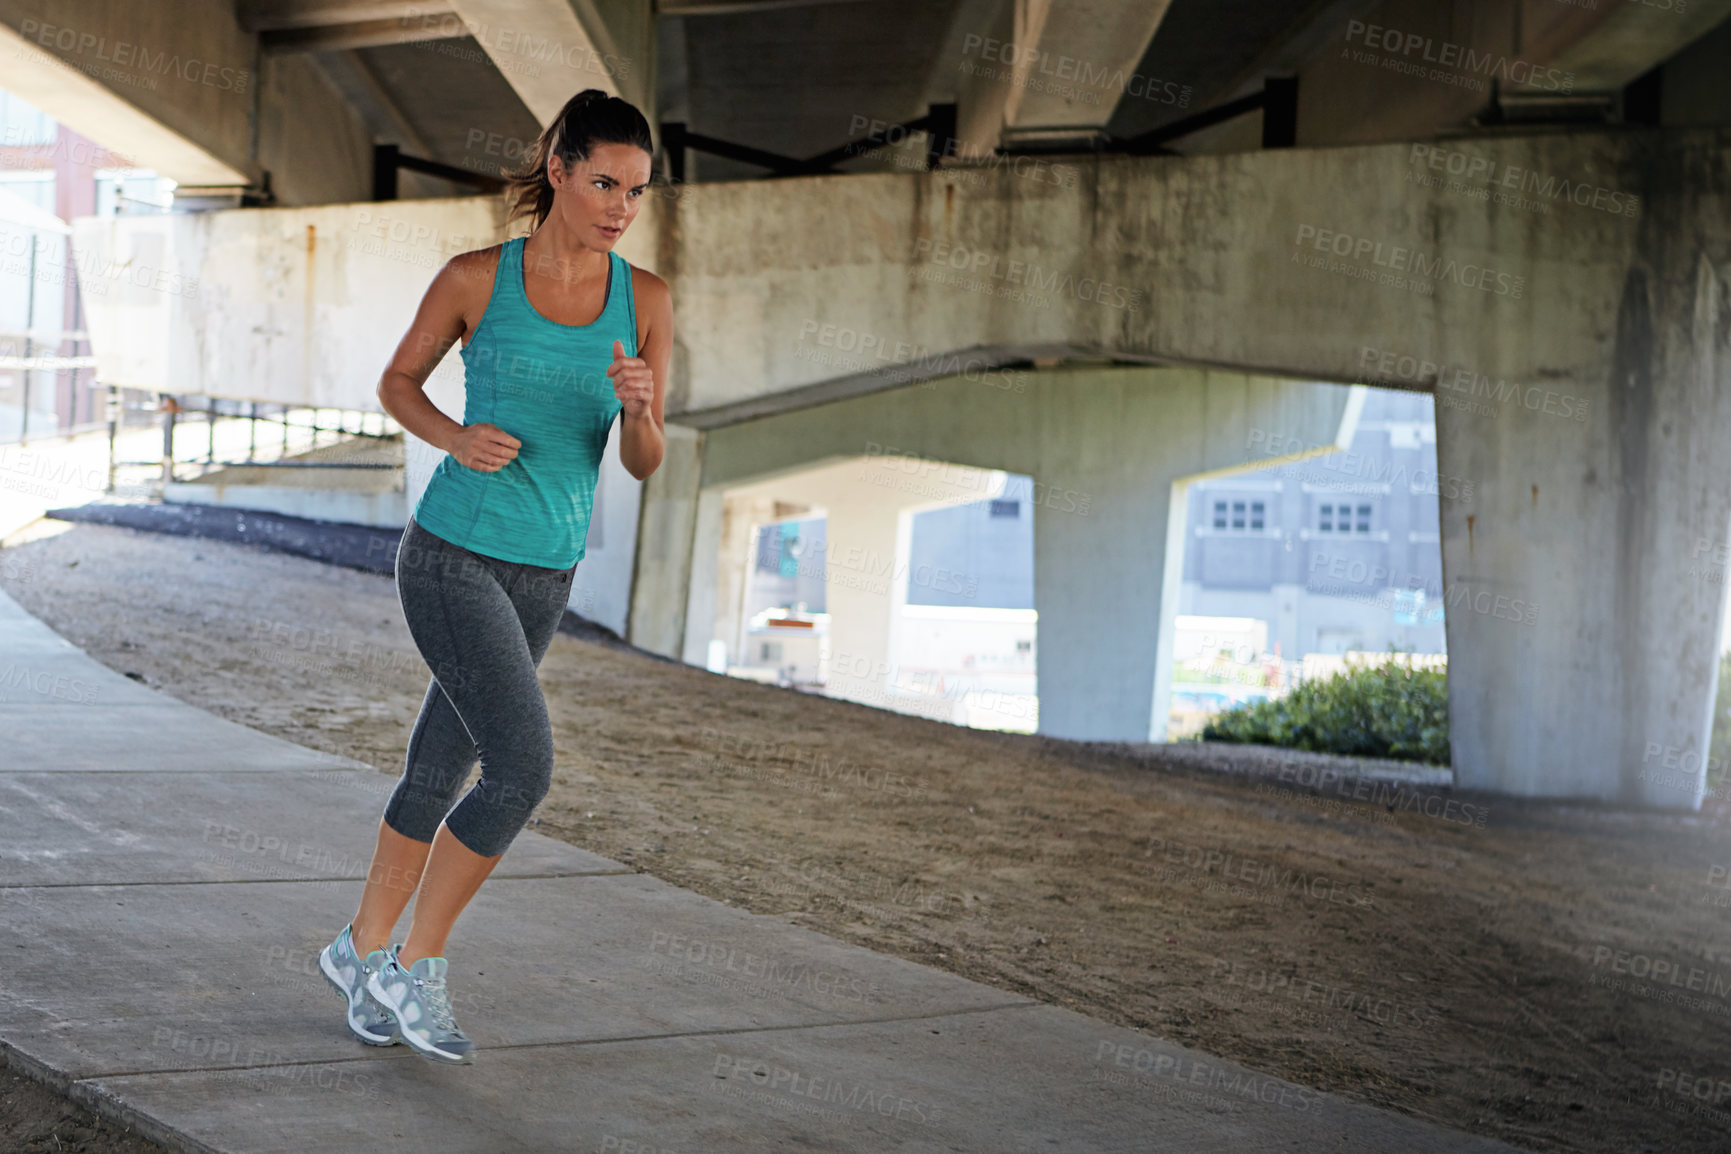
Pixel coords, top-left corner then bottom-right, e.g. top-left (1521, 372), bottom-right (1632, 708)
top-left (819, 500), bottom-right (908, 711)
top-left (1437, 136), bottom-right (1731, 807)
top-left (695, 494), bottom-right (778, 669)
top-left (1031, 453), bottom-right (1170, 743)
top-left (628, 423), bottom-right (702, 655)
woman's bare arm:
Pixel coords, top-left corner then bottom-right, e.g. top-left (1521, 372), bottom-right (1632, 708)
top-left (612, 268), bottom-right (672, 480)
top-left (377, 248), bottom-right (521, 472)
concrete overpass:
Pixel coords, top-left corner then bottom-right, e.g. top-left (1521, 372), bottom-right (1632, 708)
top-left (8, 0), bottom-right (1731, 808)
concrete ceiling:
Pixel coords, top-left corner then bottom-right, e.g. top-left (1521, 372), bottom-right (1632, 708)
top-left (248, 0), bottom-right (1731, 183)
top-left (350, 39), bottom-right (544, 174)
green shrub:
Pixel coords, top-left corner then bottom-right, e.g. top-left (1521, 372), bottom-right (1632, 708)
top-left (1200, 657), bottom-right (1450, 765)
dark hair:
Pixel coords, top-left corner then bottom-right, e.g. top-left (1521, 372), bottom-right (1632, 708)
top-left (505, 89), bottom-right (654, 231)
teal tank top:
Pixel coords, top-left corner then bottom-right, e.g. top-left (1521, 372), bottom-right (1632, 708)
top-left (412, 236), bottom-right (633, 569)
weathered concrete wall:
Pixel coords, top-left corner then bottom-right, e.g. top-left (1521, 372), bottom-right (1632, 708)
top-left (683, 365), bottom-right (1353, 743)
top-left (647, 132), bottom-right (1640, 428)
top-left (73, 197), bottom-right (508, 403)
top-left (1434, 131), bottom-right (1731, 807)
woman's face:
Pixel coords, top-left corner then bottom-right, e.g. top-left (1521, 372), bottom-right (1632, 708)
top-left (547, 141), bottom-right (654, 251)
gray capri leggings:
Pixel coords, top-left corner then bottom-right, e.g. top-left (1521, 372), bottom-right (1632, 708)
top-left (382, 513), bottom-right (576, 858)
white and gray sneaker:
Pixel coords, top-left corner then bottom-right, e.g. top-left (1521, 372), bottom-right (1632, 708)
top-left (366, 944), bottom-right (476, 1065)
top-left (318, 922), bottom-right (400, 1047)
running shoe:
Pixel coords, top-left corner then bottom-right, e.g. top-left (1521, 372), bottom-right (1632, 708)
top-left (318, 921), bottom-right (400, 1046)
top-left (366, 944), bottom-right (476, 1064)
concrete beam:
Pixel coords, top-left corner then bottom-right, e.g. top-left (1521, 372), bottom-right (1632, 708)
top-left (236, 0), bottom-right (434, 31)
top-left (944, 0), bottom-right (1174, 155)
top-left (1521, 0), bottom-right (1731, 93)
top-left (996, 0), bottom-right (1176, 146)
top-left (444, 0), bottom-right (651, 125)
top-left (0, 8), bottom-right (253, 187)
top-left (657, 0), bottom-right (869, 13)
top-left (259, 15), bottom-right (464, 54)
top-left (652, 137), bottom-right (1629, 417)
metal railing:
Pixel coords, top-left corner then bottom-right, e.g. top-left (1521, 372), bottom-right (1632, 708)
top-left (98, 393), bottom-right (402, 492)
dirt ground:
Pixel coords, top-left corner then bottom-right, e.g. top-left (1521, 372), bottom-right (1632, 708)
top-left (0, 1057), bottom-right (168, 1154)
top-left (4, 518), bottom-right (1729, 1154)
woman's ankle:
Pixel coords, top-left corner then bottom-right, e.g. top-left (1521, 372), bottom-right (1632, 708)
top-left (350, 922), bottom-right (390, 957)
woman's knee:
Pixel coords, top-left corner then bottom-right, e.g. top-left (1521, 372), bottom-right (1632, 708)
top-left (478, 742), bottom-right (554, 813)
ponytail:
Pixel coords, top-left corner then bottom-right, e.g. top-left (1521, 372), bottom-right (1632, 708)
top-left (505, 88), bottom-right (655, 231)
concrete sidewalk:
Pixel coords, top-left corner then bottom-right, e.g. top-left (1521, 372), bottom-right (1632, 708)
top-left (0, 584), bottom-right (1527, 1154)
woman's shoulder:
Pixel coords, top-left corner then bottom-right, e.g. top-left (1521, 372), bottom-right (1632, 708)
top-left (446, 242), bottom-right (507, 281)
top-left (436, 243), bottom-right (509, 309)
top-left (627, 263), bottom-right (671, 310)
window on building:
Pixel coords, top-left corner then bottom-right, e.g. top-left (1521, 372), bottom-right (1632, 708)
top-left (1319, 502), bottom-right (1373, 534)
top-left (1212, 498), bottom-right (1265, 532)
top-left (989, 499), bottom-right (1019, 518)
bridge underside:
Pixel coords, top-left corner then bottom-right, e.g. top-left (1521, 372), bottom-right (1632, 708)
top-left (55, 105), bottom-right (1731, 808)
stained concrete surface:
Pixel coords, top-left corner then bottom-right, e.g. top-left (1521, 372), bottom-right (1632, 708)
top-left (0, 771), bottom-right (621, 887)
top-left (0, 585), bottom-right (1531, 1152)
